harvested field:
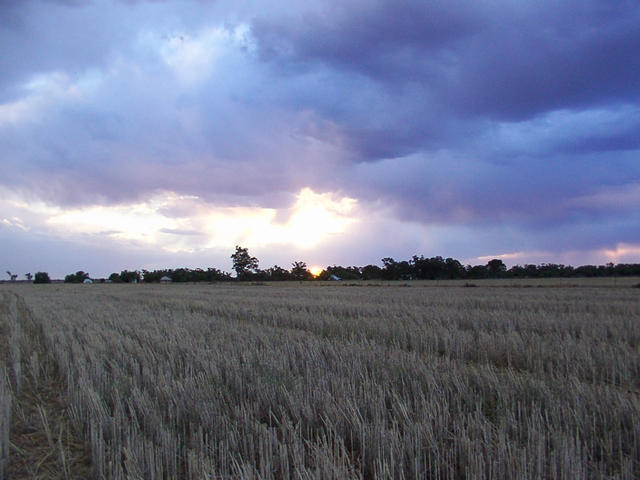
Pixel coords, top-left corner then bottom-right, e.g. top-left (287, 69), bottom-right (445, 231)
top-left (1, 281), bottom-right (639, 479)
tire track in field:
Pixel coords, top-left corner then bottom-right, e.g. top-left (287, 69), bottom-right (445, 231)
top-left (2, 291), bottom-right (93, 479)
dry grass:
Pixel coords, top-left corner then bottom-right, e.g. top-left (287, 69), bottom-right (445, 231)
top-left (1, 280), bottom-right (639, 479)
top-left (0, 292), bottom-right (93, 479)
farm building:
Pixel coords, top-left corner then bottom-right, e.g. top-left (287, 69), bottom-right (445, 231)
top-left (160, 276), bottom-right (172, 283)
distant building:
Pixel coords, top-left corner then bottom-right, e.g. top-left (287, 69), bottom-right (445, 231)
top-left (83, 278), bottom-right (93, 284)
top-left (160, 276), bottom-right (172, 283)
top-left (328, 274), bottom-right (342, 281)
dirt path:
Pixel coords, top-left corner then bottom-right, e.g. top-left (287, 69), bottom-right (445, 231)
top-left (1, 291), bottom-right (93, 479)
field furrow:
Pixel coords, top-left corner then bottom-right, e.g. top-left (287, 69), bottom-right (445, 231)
top-left (1, 282), bottom-right (639, 479)
top-left (0, 292), bottom-right (93, 479)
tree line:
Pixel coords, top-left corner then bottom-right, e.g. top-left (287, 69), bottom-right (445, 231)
top-left (6, 246), bottom-right (640, 283)
top-left (317, 257), bottom-right (640, 281)
top-left (104, 247), bottom-right (640, 282)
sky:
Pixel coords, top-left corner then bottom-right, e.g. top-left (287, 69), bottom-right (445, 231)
top-left (1, 0), bottom-right (639, 278)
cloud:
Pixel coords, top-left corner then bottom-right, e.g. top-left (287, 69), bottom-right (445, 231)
top-left (0, 72), bottom-right (87, 126)
top-left (159, 228), bottom-right (203, 236)
top-left (253, 1), bottom-right (481, 78)
top-left (567, 183), bottom-right (640, 211)
top-left (254, 1), bottom-right (640, 119)
top-left (471, 243), bottom-right (640, 267)
top-left (1, 186), bottom-right (359, 254)
top-left (1, 217), bottom-right (28, 231)
top-left (0, 0), bottom-right (638, 275)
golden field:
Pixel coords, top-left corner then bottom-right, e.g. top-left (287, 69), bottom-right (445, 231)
top-left (1, 280), bottom-right (639, 479)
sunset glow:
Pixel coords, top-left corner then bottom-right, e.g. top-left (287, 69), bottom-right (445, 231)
top-left (309, 266), bottom-right (324, 277)
top-left (4, 187), bottom-right (358, 257)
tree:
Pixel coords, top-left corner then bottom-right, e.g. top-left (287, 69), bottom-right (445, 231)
top-left (34, 272), bottom-right (51, 284)
top-left (411, 255), bottom-right (446, 280)
top-left (64, 271), bottom-right (90, 283)
top-left (141, 268), bottom-right (231, 283)
top-left (231, 246), bottom-right (259, 280)
top-left (486, 259), bottom-right (507, 278)
top-left (466, 264), bottom-right (488, 279)
top-left (381, 258), bottom-right (411, 280)
top-left (265, 265), bottom-right (291, 281)
top-left (291, 261), bottom-right (311, 280)
top-left (6, 271), bottom-right (17, 281)
top-left (120, 270), bottom-right (141, 283)
top-left (381, 258), bottom-right (398, 280)
top-left (25, 272), bottom-right (33, 281)
top-left (361, 264), bottom-right (383, 280)
top-left (317, 265), bottom-right (361, 280)
top-left (444, 258), bottom-right (465, 279)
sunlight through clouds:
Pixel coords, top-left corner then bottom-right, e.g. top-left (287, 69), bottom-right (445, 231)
top-left (199, 188), bottom-right (358, 250)
top-left (48, 202), bottom-right (171, 243)
top-left (268, 187), bottom-right (357, 247)
top-left (1, 1), bottom-right (639, 274)
top-left (29, 187), bottom-right (358, 253)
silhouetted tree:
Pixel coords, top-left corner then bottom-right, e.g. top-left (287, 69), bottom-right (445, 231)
top-left (382, 258), bottom-right (412, 280)
top-left (64, 271), bottom-right (90, 283)
top-left (108, 273), bottom-right (122, 283)
top-left (203, 268), bottom-right (232, 282)
top-left (143, 269), bottom-right (172, 282)
top-left (120, 270), bottom-right (141, 283)
top-left (508, 265), bottom-right (527, 277)
top-left (25, 272), bottom-right (33, 281)
top-left (317, 265), bottom-right (361, 280)
top-left (444, 258), bottom-right (465, 279)
top-left (265, 265), bottom-right (291, 281)
top-left (291, 261), bottom-right (311, 280)
top-left (34, 272), bottom-right (51, 284)
top-left (613, 263), bottom-right (640, 276)
top-left (361, 264), bottom-right (383, 280)
top-left (466, 264), bottom-right (489, 279)
top-left (141, 267), bottom-right (231, 283)
top-left (538, 263), bottom-right (572, 277)
top-left (486, 259), bottom-right (507, 278)
top-left (411, 255), bottom-right (447, 279)
top-left (231, 246), bottom-right (259, 280)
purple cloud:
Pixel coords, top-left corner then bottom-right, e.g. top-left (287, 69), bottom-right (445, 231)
top-left (254, 1), bottom-right (640, 119)
top-left (0, 0), bottom-right (638, 275)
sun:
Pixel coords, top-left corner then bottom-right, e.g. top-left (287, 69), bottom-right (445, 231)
top-left (309, 266), bottom-right (324, 277)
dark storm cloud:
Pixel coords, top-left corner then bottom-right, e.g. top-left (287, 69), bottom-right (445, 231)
top-left (253, 1), bottom-right (480, 77)
top-left (448, 8), bottom-right (640, 120)
top-left (249, 0), bottom-right (640, 237)
top-left (254, 0), bottom-right (640, 120)
top-left (1, 0), bottom-right (639, 270)
top-left (350, 150), bottom-right (640, 225)
top-left (0, 2), bottom-right (121, 95)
